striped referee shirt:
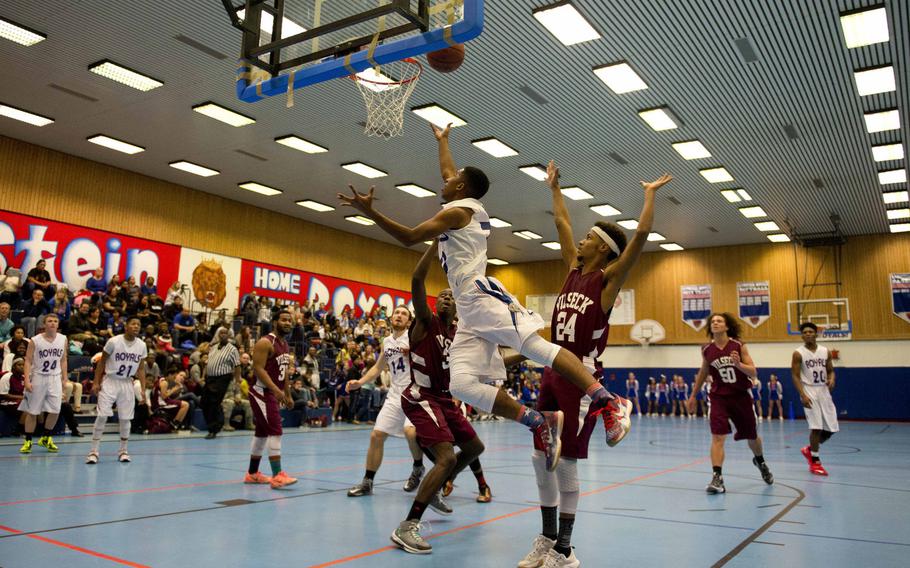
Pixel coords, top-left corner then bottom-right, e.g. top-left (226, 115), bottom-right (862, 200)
top-left (206, 341), bottom-right (240, 377)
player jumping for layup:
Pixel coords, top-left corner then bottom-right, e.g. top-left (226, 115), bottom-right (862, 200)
top-left (687, 313), bottom-right (773, 493)
top-left (791, 322), bottom-right (838, 476)
top-left (339, 124), bottom-right (631, 471)
top-left (518, 162), bottom-right (671, 568)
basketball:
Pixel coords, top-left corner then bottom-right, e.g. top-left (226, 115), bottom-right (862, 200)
top-left (426, 44), bottom-right (465, 73)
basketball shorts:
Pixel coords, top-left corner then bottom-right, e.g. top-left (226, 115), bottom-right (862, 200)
top-left (18, 373), bottom-right (62, 415)
top-left (803, 386), bottom-right (839, 432)
top-left (450, 276), bottom-right (545, 384)
top-left (249, 385), bottom-right (282, 437)
top-left (373, 390), bottom-right (414, 437)
top-left (708, 392), bottom-right (757, 441)
top-left (533, 368), bottom-right (598, 459)
top-left (96, 379), bottom-right (136, 420)
top-left (401, 387), bottom-right (476, 448)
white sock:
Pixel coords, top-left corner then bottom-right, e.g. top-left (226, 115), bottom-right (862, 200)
top-left (91, 415), bottom-right (107, 453)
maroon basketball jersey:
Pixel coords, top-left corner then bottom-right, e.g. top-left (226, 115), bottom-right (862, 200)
top-left (702, 339), bottom-right (752, 396)
top-left (551, 268), bottom-right (610, 370)
top-left (409, 315), bottom-right (456, 397)
top-left (250, 334), bottom-right (291, 391)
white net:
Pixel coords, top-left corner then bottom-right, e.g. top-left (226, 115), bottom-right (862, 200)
top-left (352, 58), bottom-right (421, 138)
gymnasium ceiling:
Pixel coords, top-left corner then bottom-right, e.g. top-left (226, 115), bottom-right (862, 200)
top-left (0, 0), bottom-right (908, 264)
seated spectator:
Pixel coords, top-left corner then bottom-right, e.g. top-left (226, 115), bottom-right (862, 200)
top-left (140, 276), bottom-right (157, 296)
top-left (291, 378), bottom-right (318, 413)
top-left (68, 302), bottom-right (102, 356)
top-left (48, 289), bottom-right (72, 332)
top-left (21, 288), bottom-right (51, 338)
top-left (164, 281), bottom-right (181, 306)
top-left (131, 374), bottom-right (151, 434)
top-left (63, 373), bottom-right (84, 414)
top-left (0, 357), bottom-right (26, 435)
top-left (0, 268), bottom-right (22, 309)
top-left (85, 268), bottom-right (107, 296)
top-left (123, 275), bottom-right (139, 296)
top-left (147, 293), bottom-right (164, 323)
top-left (221, 373), bottom-right (252, 431)
top-left (109, 309), bottom-right (125, 336)
top-left (86, 306), bottom-right (112, 341)
top-left (256, 296), bottom-right (272, 336)
top-left (107, 274), bottom-right (123, 298)
top-left (0, 302), bottom-right (13, 343)
top-left (301, 346), bottom-right (321, 390)
top-left (140, 353), bottom-right (161, 383)
top-left (173, 307), bottom-right (197, 346)
top-left (152, 368), bottom-right (190, 428)
top-left (22, 259), bottom-right (54, 300)
top-left (236, 326), bottom-right (254, 355)
top-left (2, 337), bottom-right (28, 372)
top-left (162, 296), bottom-right (184, 323)
top-left (102, 291), bottom-right (126, 317)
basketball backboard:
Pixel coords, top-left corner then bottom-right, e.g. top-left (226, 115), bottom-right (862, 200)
top-left (787, 298), bottom-right (853, 341)
top-left (222, 0), bottom-right (483, 103)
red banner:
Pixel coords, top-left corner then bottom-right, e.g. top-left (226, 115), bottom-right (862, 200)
top-left (239, 259), bottom-right (432, 318)
top-left (0, 210), bottom-right (181, 295)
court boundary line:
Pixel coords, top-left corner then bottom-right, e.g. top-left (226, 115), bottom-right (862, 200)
top-left (0, 524), bottom-right (150, 567)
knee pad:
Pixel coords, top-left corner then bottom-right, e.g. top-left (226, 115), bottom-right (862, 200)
top-left (532, 450), bottom-right (559, 507)
top-left (267, 435), bottom-right (281, 455)
top-left (250, 436), bottom-right (267, 456)
top-left (556, 459), bottom-right (580, 515)
top-left (450, 375), bottom-right (499, 413)
top-left (119, 420), bottom-right (131, 439)
top-left (519, 334), bottom-right (560, 367)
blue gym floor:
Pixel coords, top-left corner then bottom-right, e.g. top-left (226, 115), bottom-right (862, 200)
top-left (1, 417), bottom-right (908, 568)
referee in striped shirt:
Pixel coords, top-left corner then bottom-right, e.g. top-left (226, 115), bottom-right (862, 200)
top-left (203, 327), bottom-right (241, 439)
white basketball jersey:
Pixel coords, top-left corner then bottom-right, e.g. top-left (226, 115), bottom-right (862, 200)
top-left (438, 198), bottom-right (491, 291)
top-left (103, 335), bottom-right (148, 381)
top-left (382, 332), bottom-right (411, 396)
top-left (31, 333), bottom-right (66, 377)
top-left (797, 345), bottom-right (829, 386)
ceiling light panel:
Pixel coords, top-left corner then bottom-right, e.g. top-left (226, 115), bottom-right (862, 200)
top-left (853, 66), bottom-right (896, 96)
top-left (767, 234), bottom-right (791, 242)
top-left (396, 184), bottom-right (435, 198)
top-left (192, 102), bottom-right (255, 127)
top-left (886, 208), bottom-right (910, 220)
top-left (87, 135), bottom-right (144, 154)
top-left (472, 137), bottom-right (519, 157)
top-left (0, 103), bottom-right (53, 126)
top-left (541, 241), bottom-right (561, 250)
top-left (721, 190), bottom-right (742, 203)
top-left (345, 215), bottom-right (375, 226)
top-left (0, 17), bottom-right (45, 46)
top-left (864, 110), bottom-right (900, 133)
top-left (754, 221), bottom-right (779, 232)
top-left (169, 161), bottom-right (219, 177)
top-left (872, 143), bottom-right (904, 162)
top-left (532, 2), bottom-right (601, 46)
top-left (239, 181), bottom-right (282, 196)
top-left (672, 140), bottom-right (711, 160)
top-left (514, 230), bottom-right (542, 240)
top-left (275, 135), bottom-right (327, 153)
top-left (560, 186), bottom-right (593, 200)
top-left (411, 104), bottom-right (467, 128)
top-left (739, 206), bottom-right (767, 218)
top-left (840, 7), bottom-right (889, 49)
top-left (237, 8), bottom-right (306, 38)
top-left (660, 243), bottom-right (684, 251)
top-left (647, 233), bottom-right (665, 242)
top-left (879, 169), bottom-right (907, 185)
top-left (487, 258), bottom-right (509, 265)
top-left (590, 204), bottom-right (621, 217)
top-left (883, 191), bottom-right (909, 204)
top-left (519, 164), bottom-right (548, 181)
top-left (296, 200), bottom-right (334, 212)
top-left (638, 107), bottom-right (678, 131)
top-left (342, 162), bottom-right (387, 178)
top-left (890, 223), bottom-right (910, 233)
top-left (489, 217), bottom-right (512, 228)
top-left (88, 60), bottom-right (163, 91)
top-left (592, 62), bottom-right (648, 94)
top-left (700, 167), bottom-right (734, 183)
top-left (617, 219), bottom-right (639, 230)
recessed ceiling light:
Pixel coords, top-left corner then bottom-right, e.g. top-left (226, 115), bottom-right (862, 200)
top-left (638, 107), bottom-right (678, 131)
top-left (864, 109), bottom-right (900, 133)
top-left (737, 189), bottom-right (752, 201)
top-left (721, 190), bottom-right (742, 203)
top-left (660, 243), bottom-right (684, 251)
top-left (88, 60), bottom-right (163, 91)
top-left (192, 102), bottom-right (255, 127)
top-left (854, 65), bottom-right (896, 96)
top-left (87, 135), bottom-right (145, 155)
top-left (423, 241), bottom-right (433, 245)
top-left (840, 7), bottom-right (889, 49)
top-left (296, 200), bottom-right (334, 212)
top-left (883, 191), bottom-right (909, 204)
top-left (345, 215), bottom-right (375, 226)
top-left (239, 181), bottom-right (282, 196)
top-left (411, 104), bottom-right (467, 128)
top-left (592, 62), bottom-right (648, 94)
top-left (672, 140), bottom-right (711, 160)
top-left (879, 169), bottom-right (907, 185)
top-left (489, 217), bottom-right (512, 228)
top-left (767, 233), bottom-right (791, 243)
top-left (487, 258), bottom-right (509, 265)
top-left (514, 230), bottom-right (542, 240)
top-left (532, 2), bottom-right (601, 46)
top-left (886, 208), bottom-right (910, 220)
top-left (890, 223), bottom-right (910, 233)
top-left (561, 186), bottom-right (593, 200)
top-left (739, 206), bottom-right (767, 218)
top-left (0, 103), bottom-right (53, 126)
top-left (472, 137), bottom-right (519, 157)
top-left (590, 204), bottom-right (621, 217)
top-left (617, 219), bottom-right (639, 230)
top-left (647, 233), bottom-right (665, 242)
top-left (396, 183), bottom-right (435, 198)
top-left (519, 164), bottom-right (548, 181)
top-left (872, 143), bottom-right (904, 162)
top-left (0, 17), bottom-right (45, 46)
top-left (542, 241), bottom-right (561, 250)
top-left (754, 221), bottom-right (780, 232)
top-left (700, 167), bottom-right (734, 183)
top-left (237, 8), bottom-right (307, 39)
top-left (169, 161), bottom-right (219, 177)
top-left (342, 162), bottom-right (387, 178)
top-left (275, 135), bottom-right (327, 153)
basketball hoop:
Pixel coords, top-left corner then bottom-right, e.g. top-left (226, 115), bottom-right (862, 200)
top-left (351, 58), bottom-right (422, 138)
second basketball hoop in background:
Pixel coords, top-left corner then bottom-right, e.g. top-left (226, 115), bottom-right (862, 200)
top-left (427, 44), bottom-right (465, 72)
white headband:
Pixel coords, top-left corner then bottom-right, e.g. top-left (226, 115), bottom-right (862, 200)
top-left (590, 226), bottom-right (621, 256)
